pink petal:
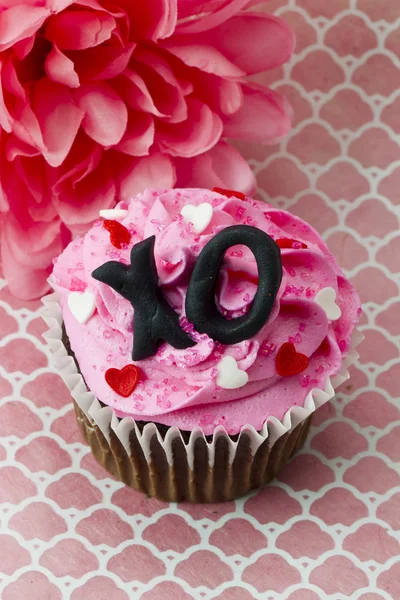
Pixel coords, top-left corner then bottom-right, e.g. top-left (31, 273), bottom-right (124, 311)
top-left (162, 41), bottom-right (245, 78)
top-left (191, 70), bottom-right (242, 116)
top-left (2, 56), bottom-right (26, 100)
top-left (175, 140), bottom-right (255, 194)
top-left (45, 46), bottom-right (80, 88)
top-left (2, 212), bottom-right (62, 270)
top-left (157, 99), bottom-right (223, 157)
top-left (70, 39), bottom-right (136, 81)
top-left (13, 155), bottom-right (53, 211)
top-left (53, 155), bottom-right (116, 227)
top-left (6, 134), bottom-right (42, 161)
top-left (44, 9), bottom-right (115, 50)
top-left (126, 0), bottom-right (177, 41)
top-left (133, 46), bottom-right (188, 123)
top-left (30, 79), bottom-right (84, 167)
top-left (75, 82), bottom-right (127, 146)
top-left (203, 13), bottom-right (295, 74)
top-left (118, 153), bottom-right (175, 200)
top-left (114, 112), bottom-right (154, 156)
top-left (177, 0), bottom-right (249, 33)
top-left (223, 83), bottom-right (292, 143)
top-left (0, 62), bottom-right (13, 133)
top-left (10, 35), bottom-right (35, 60)
top-left (53, 132), bottom-right (102, 192)
top-left (0, 6), bottom-right (49, 51)
top-left (2, 236), bottom-right (51, 300)
top-left (115, 70), bottom-right (165, 117)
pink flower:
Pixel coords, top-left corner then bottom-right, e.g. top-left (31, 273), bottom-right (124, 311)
top-left (0, 0), bottom-right (294, 299)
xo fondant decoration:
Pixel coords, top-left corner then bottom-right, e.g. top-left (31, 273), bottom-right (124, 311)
top-left (105, 365), bottom-right (140, 397)
top-left (92, 225), bottom-right (282, 362)
top-left (217, 356), bottom-right (249, 390)
top-left (276, 342), bottom-right (309, 377)
top-left (103, 219), bottom-right (131, 249)
top-left (314, 287), bottom-right (342, 321)
top-left (68, 291), bottom-right (96, 324)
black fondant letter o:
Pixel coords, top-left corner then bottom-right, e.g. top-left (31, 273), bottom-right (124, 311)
top-left (185, 225), bottom-right (282, 345)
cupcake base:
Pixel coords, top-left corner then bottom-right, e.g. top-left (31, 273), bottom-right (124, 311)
top-left (74, 399), bottom-right (312, 502)
top-left (42, 292), bottom-right (361, 503)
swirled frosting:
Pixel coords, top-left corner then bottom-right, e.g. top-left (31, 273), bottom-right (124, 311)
top-left (52, 188), bottom-right (361, 435)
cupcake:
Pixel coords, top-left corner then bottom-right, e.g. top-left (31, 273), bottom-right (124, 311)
top-left (43, 188), bottom-right (361, 502)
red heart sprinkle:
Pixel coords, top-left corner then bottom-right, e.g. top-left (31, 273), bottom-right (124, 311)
top-left (105, 365), bottom-right (140, 397)
top-left (276, 342), bottom-right (309, 377)
top-left (276, 238), bottom-right (308, 249)
top-left (103, 220), bottom-right (131, 249)
top-left (213, 187), bottom-right (246, 201)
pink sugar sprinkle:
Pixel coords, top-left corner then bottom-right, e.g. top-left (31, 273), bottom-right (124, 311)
top-left (70, 277), bottom-right (87, 292)
top-left (299, 323), bottom-right (306, 332)
top-left (243, 293), bottom-right (251, 303)
top-left (301, 375), bottom-right (310, 388)
top-left (103, 330), bottom-right (112, 339)
top-left (171, 386), bottom-right (178, 392)
top-left (133, 402), bottom-right (143, 411)
top-left (94, 221), bottom-right (101, 227)
top-left (316, 365), bottom-right (325, 374)
top-left (230, 249), bottom-right (243, 258)
top-left (156, 396), bottom-right (172, 410)
top-left (211, 368), bottom-right (218, 378)
top-left (306, 287), bottom-right (315, 298)
top-left (76, 262), bottom-right (83, 270)
top-left (106, 354), bottom-right (113, 362)
top-left (288, 336), bottom-right (295, 344)
top-left (200, 414), bottom-right (214, 426)
top-left (235, 206), bottom-right (246, 221)
top-left (286, 267), bottom-right (296, 277)
top-left (339, 340), bottom-right (347, 352)
top-left (90, 235), bottom-right (96, 241)
top-left (294, 333), bottom-right (302, 344)
top-left (260, 341), bottom-right (276, 356)
top-left (263, 212), bottom-right (271, 220)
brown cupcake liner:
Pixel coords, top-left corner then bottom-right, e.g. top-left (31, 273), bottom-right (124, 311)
top-left (42, 292), bottom-right (361, 503)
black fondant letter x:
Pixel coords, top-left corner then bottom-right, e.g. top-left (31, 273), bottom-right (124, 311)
top-left (92, 236), bottom-right (195, 360)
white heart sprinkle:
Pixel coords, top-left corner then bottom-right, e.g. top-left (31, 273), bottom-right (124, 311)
top-left (68, 291), bottom-right (96, 324)
top-left (99, 208), bottom-right (128, 219)
top-left (181, 203), bottom-right (213, 234)
top-left (315, 286), bottom-right (342, 321)
top-left (216, 356), bottom-right (249, 390)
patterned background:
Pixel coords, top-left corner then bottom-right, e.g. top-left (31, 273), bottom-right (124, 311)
top-left (0, 1), bottom-right (399, 598)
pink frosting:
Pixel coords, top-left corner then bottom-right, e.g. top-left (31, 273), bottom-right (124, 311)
top-left (52, 189), bottom-right (361, 435)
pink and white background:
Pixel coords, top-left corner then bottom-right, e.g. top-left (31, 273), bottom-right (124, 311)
top-left (0, 1), bottom-right (400, 598)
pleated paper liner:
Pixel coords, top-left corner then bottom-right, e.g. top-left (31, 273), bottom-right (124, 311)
top-left (42, 292), bottom-right (362, 503)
